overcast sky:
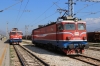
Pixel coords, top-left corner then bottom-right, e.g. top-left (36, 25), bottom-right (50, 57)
top-left (0, 0), bottom-right (100, 35)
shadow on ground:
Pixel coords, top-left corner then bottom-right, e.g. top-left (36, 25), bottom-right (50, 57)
top-left (22, 44), bottom-right (66, 57)
top-left (4, 39), bottom-right (9, 43)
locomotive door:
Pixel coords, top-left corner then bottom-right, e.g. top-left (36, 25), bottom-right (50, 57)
top-left (56, 24), bottom-right (63, 43)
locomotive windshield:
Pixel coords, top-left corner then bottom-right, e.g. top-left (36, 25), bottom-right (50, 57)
top-left (64, 23), bottom-right (75, 30)
top-left (17, 32), bottom-right (22, 35)
top-left (10, 32), bottom-right (16, 35)
top-left (78, 23), bottom-right (85, 30)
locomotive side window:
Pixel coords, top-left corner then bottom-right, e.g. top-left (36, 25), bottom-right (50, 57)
top-left (78, 23), bottom-right (85, 30)
top-left (17, 32), bottom-right (22, 35)
top-left (58, 24), bottom-right (63, 30)
top-left (64, 23), bottom-right (75, 30)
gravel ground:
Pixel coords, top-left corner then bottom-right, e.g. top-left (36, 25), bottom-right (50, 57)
top-left (84, 49), bottom-right (100, 60)
top-left (20, 43), bottom-right (92, 66)
top-left (89, 46), bottom-right (100, 49)
top-left (21, 40), bottom-right (100, 66)
top-left (10, 45), bottom-right (21, 66)
top-left (85, 43), bottom-right (100, 60)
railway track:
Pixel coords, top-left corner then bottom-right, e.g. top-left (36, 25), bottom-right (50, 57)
top-left (19, 41), bottom-right (100, 66)
top-left (89, 47), bottom-right (100, 51)
top-left (13, 45), bottom-right (50, 66)
top-left (68, 54), bottom-right (100, 66)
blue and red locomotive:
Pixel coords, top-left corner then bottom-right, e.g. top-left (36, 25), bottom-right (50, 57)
top-left (9, 28), bottom-right (23, 44)
top-left (32, 16), bottom-right (89, 55)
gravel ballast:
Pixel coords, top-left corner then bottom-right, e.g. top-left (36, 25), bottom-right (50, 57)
top-left (21, 43), bottom-right (92, 66)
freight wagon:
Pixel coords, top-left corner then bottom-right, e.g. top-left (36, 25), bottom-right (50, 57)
top-left (22, 35), bottom-right (32, 40)
top-left (87, 32), bottom-right (100, 42)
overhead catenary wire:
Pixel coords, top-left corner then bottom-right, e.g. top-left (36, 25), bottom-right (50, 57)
top-left (11, 0), bottom-right (100, 31)
top-left (33, 11), bottom-right (58, 25)
top-left (53, 2), bottom-right (61, 9)
top-left (53, 2), bottom-right (65, 17)
top-left (0, 0), bottom-right (22, 12)
top-left (74, 0), bottom-right (100, 19)
top-left (28, 0), bottom-right (60, 25)
top-left (4, 0), bottom-right (23, 11)
top-left (15, 0), bottom-right (29, 27)
top-left (75, 0), bottom-right (100, 2)
top-left (14, 1), bottom-right (23, 27)
top-left (80, 10), bottom-right (100, 18)
top-left (28, 4), bottom-right (55, 25)
top-left (62, 0), bottom-right (100, 17)
top-left (74, 2), bottom-right (98, 16)
top-left (29, 0), bottom-right (100, 28)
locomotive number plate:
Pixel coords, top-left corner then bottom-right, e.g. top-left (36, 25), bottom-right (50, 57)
top-left (73, 38), bottom-right (81, 40)
top-left (13, 38), bottom-right (19, 39)
top-left (74, 32), bottom-right (79, 36)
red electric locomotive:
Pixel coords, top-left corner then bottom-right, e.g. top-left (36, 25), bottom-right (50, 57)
top-left (9, 28), bottom-right (23, 44)
top-left (32, 16), bottom-right (89, 55)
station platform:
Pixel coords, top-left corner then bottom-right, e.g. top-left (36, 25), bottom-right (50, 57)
top-left (0, 40), bottom-right (9, 66)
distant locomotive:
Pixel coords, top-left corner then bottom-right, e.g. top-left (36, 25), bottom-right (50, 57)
top-left (87, 32), bottom-right (100, 42)
top-left (32, 16), bottom-right (89, 55)
top-left (9, 28), bottom-right (23, 44)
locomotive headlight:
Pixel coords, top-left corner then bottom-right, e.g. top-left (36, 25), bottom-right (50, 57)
top-left (83, 37), bottom-right (87, 40)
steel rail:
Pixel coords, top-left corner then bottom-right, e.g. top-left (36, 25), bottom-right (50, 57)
top-left (13, 45), bottom-right (50, 66)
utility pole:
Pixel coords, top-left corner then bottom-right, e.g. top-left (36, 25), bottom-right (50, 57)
top-left (65, 0), bottom-right (100, 17)
top-left (6, 22), bottom-right (8, 39)
top-left (66, 0), bottom-right (76, 17)
top-left (25, 25), bottom-right (27, 40)
top-left (25, 25), bottom-right (33, 40)
top-left (25, 25), bottom-right (29, 40)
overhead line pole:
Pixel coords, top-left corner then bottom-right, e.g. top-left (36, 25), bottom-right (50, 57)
top-left (25, 25), bottom-right (29, 40)
top-left (66, 0), bottom-right (76, 17)
top-left (6, 22), bottom-right (9, 39)
top-left (65, 0), bottom-right (100, 17)
top-left (25, 25), bottom-right (27, 40)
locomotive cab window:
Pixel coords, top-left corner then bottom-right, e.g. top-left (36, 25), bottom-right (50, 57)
top-left (17, 32), bottom-right (22, 35)
top-left (10, 32), bottom-right (16, 35)
top-left (58, 24), bottom-right (63, 30)
top-left (64, 23), bottom-right (75, 30)
top-left (78, 23), bottom-right (85, 30)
